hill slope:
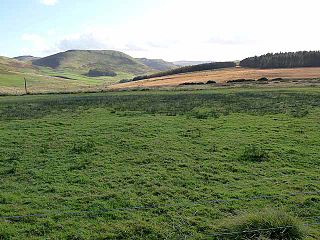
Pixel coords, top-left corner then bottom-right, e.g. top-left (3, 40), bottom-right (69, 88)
top-left (33, 50), bottom-right (152, 75)
top-left (136, 58), bottom-right (177, 71)
top-left (14, 55), bottom-right (40, 62)
top-left (0, 56), bottom-right (32, 70)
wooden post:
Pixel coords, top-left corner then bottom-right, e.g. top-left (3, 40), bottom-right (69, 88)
top-left (24, 77), bottom-right (28, 95)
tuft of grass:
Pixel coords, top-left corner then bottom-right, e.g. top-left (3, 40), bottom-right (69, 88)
top-left (213, 209), bottom-right (305, 240)
top-left (239, 145), bottom-right (269, 162)
top-left (70, 141), bottom-right (96, 154)
top-left (190, 107), bottom-right (220, 119)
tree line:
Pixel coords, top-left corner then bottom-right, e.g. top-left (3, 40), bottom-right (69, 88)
top-left (132, 62), bottom-right (236, 81)
top-left (240, 51), bottom-right (320, 69)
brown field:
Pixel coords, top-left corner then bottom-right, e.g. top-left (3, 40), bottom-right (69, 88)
top-left (109, 67), bottom-right (320, 89)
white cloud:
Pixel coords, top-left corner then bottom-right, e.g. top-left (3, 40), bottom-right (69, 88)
top-left (40, 0), bottom-right (58, 6)
top-left (21, 33), bottom-right (58, 56)
top-left (23, 0), bottom-right (320, 60)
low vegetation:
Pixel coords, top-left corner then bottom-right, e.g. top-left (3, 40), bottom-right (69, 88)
top-left (85, 69), bottom-right (117, 77)
top-left (0, 87), bottom-right (319, 239)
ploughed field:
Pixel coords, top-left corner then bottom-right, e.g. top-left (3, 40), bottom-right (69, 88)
top-left (111, 67), bottom-right (320, 89)
top-left (0, 88), bottom-right (319, 239)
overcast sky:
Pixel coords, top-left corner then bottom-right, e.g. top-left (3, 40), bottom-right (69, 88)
top-left (1, 0), bottom-right (320, 61)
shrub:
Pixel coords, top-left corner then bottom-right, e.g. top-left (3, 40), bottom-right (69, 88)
top-left (213, 209), bottom-right (305, 240)
top-left (239, 145), bottom-right (269, 162)
top-left (179, 82), bottom-right (205, 86)
top-left (119, 79), bottom-right (131, 83)
top-left (271, 78), bottom-right (283, 81)
top-left (206, 80), bottom-right (217, 84)
top-left (258, 77), bottom-right (269, 81)
top-left (227, 79), bottom-right (255, 83)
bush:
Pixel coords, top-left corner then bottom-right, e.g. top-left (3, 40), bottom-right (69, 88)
top-left (213, 209), bottom-right (305, 240)
top-left (179, 82), bottom-right (205, 86)
top-left (227, 79), bottom-right (255, 83)
top-left (258, 77), bottom-right (269, 81)
top-left (239, 145), bottom-right (269, 162)
top-left (119, 79), bottom-right (131, 83)
top-left (271, 78), bottom-right (283, 81)
top-left (206, 80), bottom-right (217, 84)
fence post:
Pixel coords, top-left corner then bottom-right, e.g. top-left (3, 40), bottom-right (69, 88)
top-left (24, 77), bottom-right (28, 95)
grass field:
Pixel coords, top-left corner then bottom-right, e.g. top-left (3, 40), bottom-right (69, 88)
top-left (111, 67), bottom-right (320, 89)
top-left (0, 68), bottom-right (133, 95)
top-left (0, 87), bottom-right (319, 239)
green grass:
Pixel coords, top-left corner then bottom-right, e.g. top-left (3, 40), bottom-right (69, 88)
top-left (0, 87), bottom-right (319, 239)
top-left (38, 67), bottom-right (133, 85)
top-left (0, 68), bottom-right (132, 94)
top-left (0, 55), bottom-right (134, 93)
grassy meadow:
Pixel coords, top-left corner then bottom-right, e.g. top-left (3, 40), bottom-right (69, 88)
top-left (0, 87), bottom-right (319, 239)
top-left (0, 67), bottom-right (133, 95)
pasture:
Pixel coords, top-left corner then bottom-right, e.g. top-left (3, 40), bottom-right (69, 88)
top-left (0, 87), bottom-right (319, 239)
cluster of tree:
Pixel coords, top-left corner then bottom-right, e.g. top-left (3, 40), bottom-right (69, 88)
top-left (240, 51), bottom-right (320, 69)
top-left (132, 62), bottom-right (236, 81)
top-left (85, 69), bottom-right (117, 77)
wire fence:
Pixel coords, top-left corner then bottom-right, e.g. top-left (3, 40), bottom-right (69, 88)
top-left (207, 221), bottom-right (320, 238)
top-left (1, 191), bottom-right (319, 221)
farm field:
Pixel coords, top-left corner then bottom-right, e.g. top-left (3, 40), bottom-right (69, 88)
top-left (111, 67), bottom-right (320, 89)
top-left (0, 87), bottom-right (319, 239)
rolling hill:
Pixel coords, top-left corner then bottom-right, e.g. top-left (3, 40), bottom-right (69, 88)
top-left (0, 56), bottom-right (33, 71)
top-left (32, 50), bottom-right (152, 75)
top-left (173, 60), bottom-right (212, 66)
top-left (14, 55), bottom-right (40, 62)
top-left (136, 58), bottom-right (177, 71)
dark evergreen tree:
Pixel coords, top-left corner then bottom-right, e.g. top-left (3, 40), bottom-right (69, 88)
top-left (132, 62), bottom-right (236, 81)
top-left (240, 51), bottom-right (320, 69)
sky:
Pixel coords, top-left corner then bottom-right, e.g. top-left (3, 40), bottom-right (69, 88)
top-left (1, 0), bottom-right (320, 61)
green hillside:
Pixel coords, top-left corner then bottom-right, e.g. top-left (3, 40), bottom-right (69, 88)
top-left (136, 58), bottom-right (177, 71)
top-left (0, 55), bottom-right (131, 94)
top-left (33, 50), bottom-right (153, 75)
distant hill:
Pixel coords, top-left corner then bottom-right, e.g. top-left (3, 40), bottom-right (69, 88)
top-left (32, 50), bottom-right (153, 75)
top-left (0, 56), bottom-right (33, 71)
top-left (136, 58), bottom-right (177, 71)
top-left (14, 55), bottom-right (40, 62)
top-left (173, 61), bottom-right (212, 67)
